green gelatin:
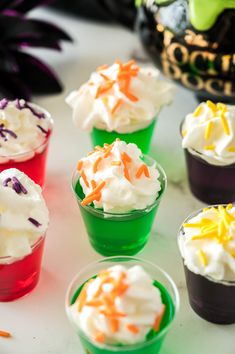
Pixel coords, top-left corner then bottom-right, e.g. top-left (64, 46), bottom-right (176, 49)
top-left (74, 163), bottom-right (166, 256)
top-left (71, 280), bottom-right (175, 354)
top-left (90, 120), bottom-right (156, 154)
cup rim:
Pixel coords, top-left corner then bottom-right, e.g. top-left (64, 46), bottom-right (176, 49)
top-left (0, 234), bottom-right (45, 263)
top-left (71, 154), bottom-right (167, 218)
top-left (178, 204), bottom-right (235, 286)
top-left (0, 102), bottom-right (54, 161)
top-left (65, 255), bottom-right (180, 351)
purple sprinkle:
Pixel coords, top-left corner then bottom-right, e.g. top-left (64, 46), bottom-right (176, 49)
top-left (37, 125), bottom-right (48, 135)
top-left (0, 123), bottom-right (17, 140)
top-left (16, 99), bottom-right (45, 119)
top-left (28, 217), bottom-right (42, 227)
top-left (3, 177), bottom-right (11, 187)
top-left (12, 177), bottom-right (28, 195)
top-left (0, 99), bottom-right (8, 110)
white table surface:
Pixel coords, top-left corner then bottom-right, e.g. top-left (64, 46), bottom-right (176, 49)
top-left (1, 7), bottom-right (235, 354)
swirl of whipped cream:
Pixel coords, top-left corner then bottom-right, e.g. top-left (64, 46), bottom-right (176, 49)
top-left (178, 204), bottom-right (235, 281)
top-left (182, 101), bottom-right (235, 166)
top-left (0, 99), bottom-right (52, 163)
top-left (0, 168), bottom-right (49, 262)
top-left (68, 265), bottom-right (165, 346)
top-left (77, 140), bottom-right (163, 213)
top-left (66, 60), bottom-right (174, 134)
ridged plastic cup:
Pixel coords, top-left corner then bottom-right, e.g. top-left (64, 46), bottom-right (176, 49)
top-left (65, 256), bottom-right (179, 354)
top-left (0, 104), bottom-right (53, 188)
top-left (72, 156), bottom-right (167, 256)
top-left (0, 235), bottom-right (45, 302)
top-left (178, 207), bottom-right (235, 324)
top-left (90, 120), bottom-right (156, 154)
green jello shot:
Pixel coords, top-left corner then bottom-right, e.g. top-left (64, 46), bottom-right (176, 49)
top-left (90, 120), bottom-right (156, 155)
top-left (72, 155), bottom-right (166, 256)
top-left (66, 257), bottom-right (179, 354)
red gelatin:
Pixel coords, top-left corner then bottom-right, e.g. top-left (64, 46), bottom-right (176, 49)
top-left (0, 236), bottom-right (45, 302)
top-left (0, 130), bottom-right (52, 188)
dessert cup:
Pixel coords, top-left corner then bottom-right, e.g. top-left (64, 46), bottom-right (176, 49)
top-left (72, 156), bottom-right (167, 256)
top-left (184, 148), bottom-right (235, 204)
top-left (90, 119), bottom-right (156, 154)
top-left (178, 208), bottom-right (235, 324)
top-left (66, 256), bottom-right (179, 354)
top-left (0, 104), bottom-right (53, 188)
top-left (0, 235), bottom-right (45, 302)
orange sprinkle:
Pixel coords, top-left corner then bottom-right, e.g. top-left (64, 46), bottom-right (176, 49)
top-left (90, 181), bottom-right (106, 196)
top-left (136, 164), bottom-right (150, 178)
top-left (120, 89), bottom-right (139, 102)
top-left (153, 305), bottom-right (165, 332)
top-left (111, 99), bottom-right (123, 114)
top-left (127, 324), bottom-right (139, 334)
top-left (96, 81), bottom-right (114, 98)
top-left (77, 160), bottom-right (83, 171)
top-left (95, 146), bottom-right (105, 152)
top-left (99, 73), bottom-right (110, 81)
top-left (80, 171), bottom-right (89, 188)
top-left (110, 318), bottom-right (119, 333)
top-left (96, 64), bottom-right (108, 71)
top-left (81, 193), bottom-right (100, 206)
top-left (104, 145), bottom-right (114, 158)
top-left (93, 157), bottom-right (102, 173)
top-left (77, 289), bottom-right (87, 312)
top-left (86, 300), bottom-right (104, 307)
top-left (0, 331), bottom-right (11, 338)
top-left (91, 180), bottom-right (97, 189)
top-left (123, 60), bottom-right (136, 68)
top-left (94, 332), bottom-right (105, 343)
top-left (111, 161), bottom-right (122, 166)
top-left (121, 152), bottom-right (132, 163)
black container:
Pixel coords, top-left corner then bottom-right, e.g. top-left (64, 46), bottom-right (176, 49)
top-left (136, 1), bottom-right (235, 103)
top-left (184, 148), bottom-right (235, 204)
top-left (184, 265), bottom-right (235, 324)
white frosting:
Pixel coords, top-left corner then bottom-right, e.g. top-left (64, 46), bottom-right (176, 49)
top-left (78, 140), bottom-right (162, 213)
top-left (182, 102), bottom-right (235, 166)
top-left (69, 265), bottom-right (164, 345)
top-left (0, 168), bottom-right (49, 262)
top-left (66, 61), bottom-right (174, 133)
top-left (0, 99), bottom-right (52, 163)
top-left (178, 206), bottom-right (235, 282)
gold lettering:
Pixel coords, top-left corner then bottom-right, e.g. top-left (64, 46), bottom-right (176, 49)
top-left (205, 79), bottom-right (224, 95)
top-left (166, 43), bottom-right (189, 65)
top-left (163, 30), bottom-right (174, 47)
top-left (162, 57), bottom-right (182, 80)
top-left (224, 81), bottom-right (234, 96)
top-left (190, 51), bottom-right (217, 76)
top-left (221, 55), bottom-right (231, 73)
top-left (181, 73), bottom-right (204, 90)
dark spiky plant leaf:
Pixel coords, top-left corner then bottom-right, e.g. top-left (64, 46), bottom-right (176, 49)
top-left (0, 0), bottom-right (72, 99)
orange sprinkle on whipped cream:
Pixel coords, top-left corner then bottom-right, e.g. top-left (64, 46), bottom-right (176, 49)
top-left (0, 330), bottom-right (11, 338)
top-left (76, 139), bottom-right (161, 212)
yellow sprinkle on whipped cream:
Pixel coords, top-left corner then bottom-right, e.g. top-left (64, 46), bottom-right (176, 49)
top-left (197, 250), bottom-right (208, 266)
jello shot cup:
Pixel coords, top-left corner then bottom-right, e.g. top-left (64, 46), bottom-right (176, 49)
top-left (66, 60), bottom-right (174, 154)
top-left (0, 99), bottom-right (53, 188)
top-left (178, 204), bottom-right (235, 324)
top-left (72, 141), bottom-right (166, 256)
top-left (181, 101), bottom-right (235, 204)
top-left (0, 168), bottom-right (49, 302)
top-left (66, 256), bottom-right (179, 354)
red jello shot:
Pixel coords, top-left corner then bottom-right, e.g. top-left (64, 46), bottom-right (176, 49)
top-left (0, 99), bottom-right (53, 188)
top-left (0, 236), bottom-right (45, 302)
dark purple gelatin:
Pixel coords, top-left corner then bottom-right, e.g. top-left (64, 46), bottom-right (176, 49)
top-left (184, 265), bottom-right (235, 324)
top-left (184, 149), bottom-right (235, 204)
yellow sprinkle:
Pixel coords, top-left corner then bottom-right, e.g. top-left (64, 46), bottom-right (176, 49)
top-left (228, 146), bottom-right (235, 152)
top-left (192, 233), bottom-right (216, 240)
top-left (226, 203), bottom-right (233, 211)
top-left (220, 113), bottom-right (230, 135)
top-left (183, 223), bottom-right (202, 228)
top-left (204, 121), bottom-right (214, 140)
top-left (197, 250), bottom-right (208, 266)
top-left (218, 220), bottom-right (224, 237)
top-left (228, 249), bottom-right (235, 257)
top-left (193, 105), bottom-right (203, 117)
top-left (182, 130), bottom-right (187, 137)
top-left (204, 145), bottom-right (215, 150)
top-left (206, 100), bottom-right (217, 112)
top-left (201, 223), bottom-right (217, 234)
top-left (217, 103), bottom-right (227, 112)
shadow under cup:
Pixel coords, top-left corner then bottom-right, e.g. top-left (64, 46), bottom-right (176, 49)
top-left (65, 257), bottom-right (179, 354)
top-left (90, 119), bottom-right (156, 154)
top-left (0, 236), bottom-right (45, 302)
top-left (72, 157), bottom-right (167, 256)
top-left (184, 149), bottom-right (235, 204)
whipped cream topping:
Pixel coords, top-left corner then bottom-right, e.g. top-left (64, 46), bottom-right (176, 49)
top-left (0, 168), bottom-right (49, 262)
top-left (66, 60), bottom-right (174, 134)
top-left (0, 99), bottom-right (52, 163)
top-left (77, 140), bottom-right (162, 213)
top-left (68, 265), bottom-right (165, 346)
top-left (179, 204), bottom-right (235, 282)
top-left (182, 101), bottom-right (235, 166)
